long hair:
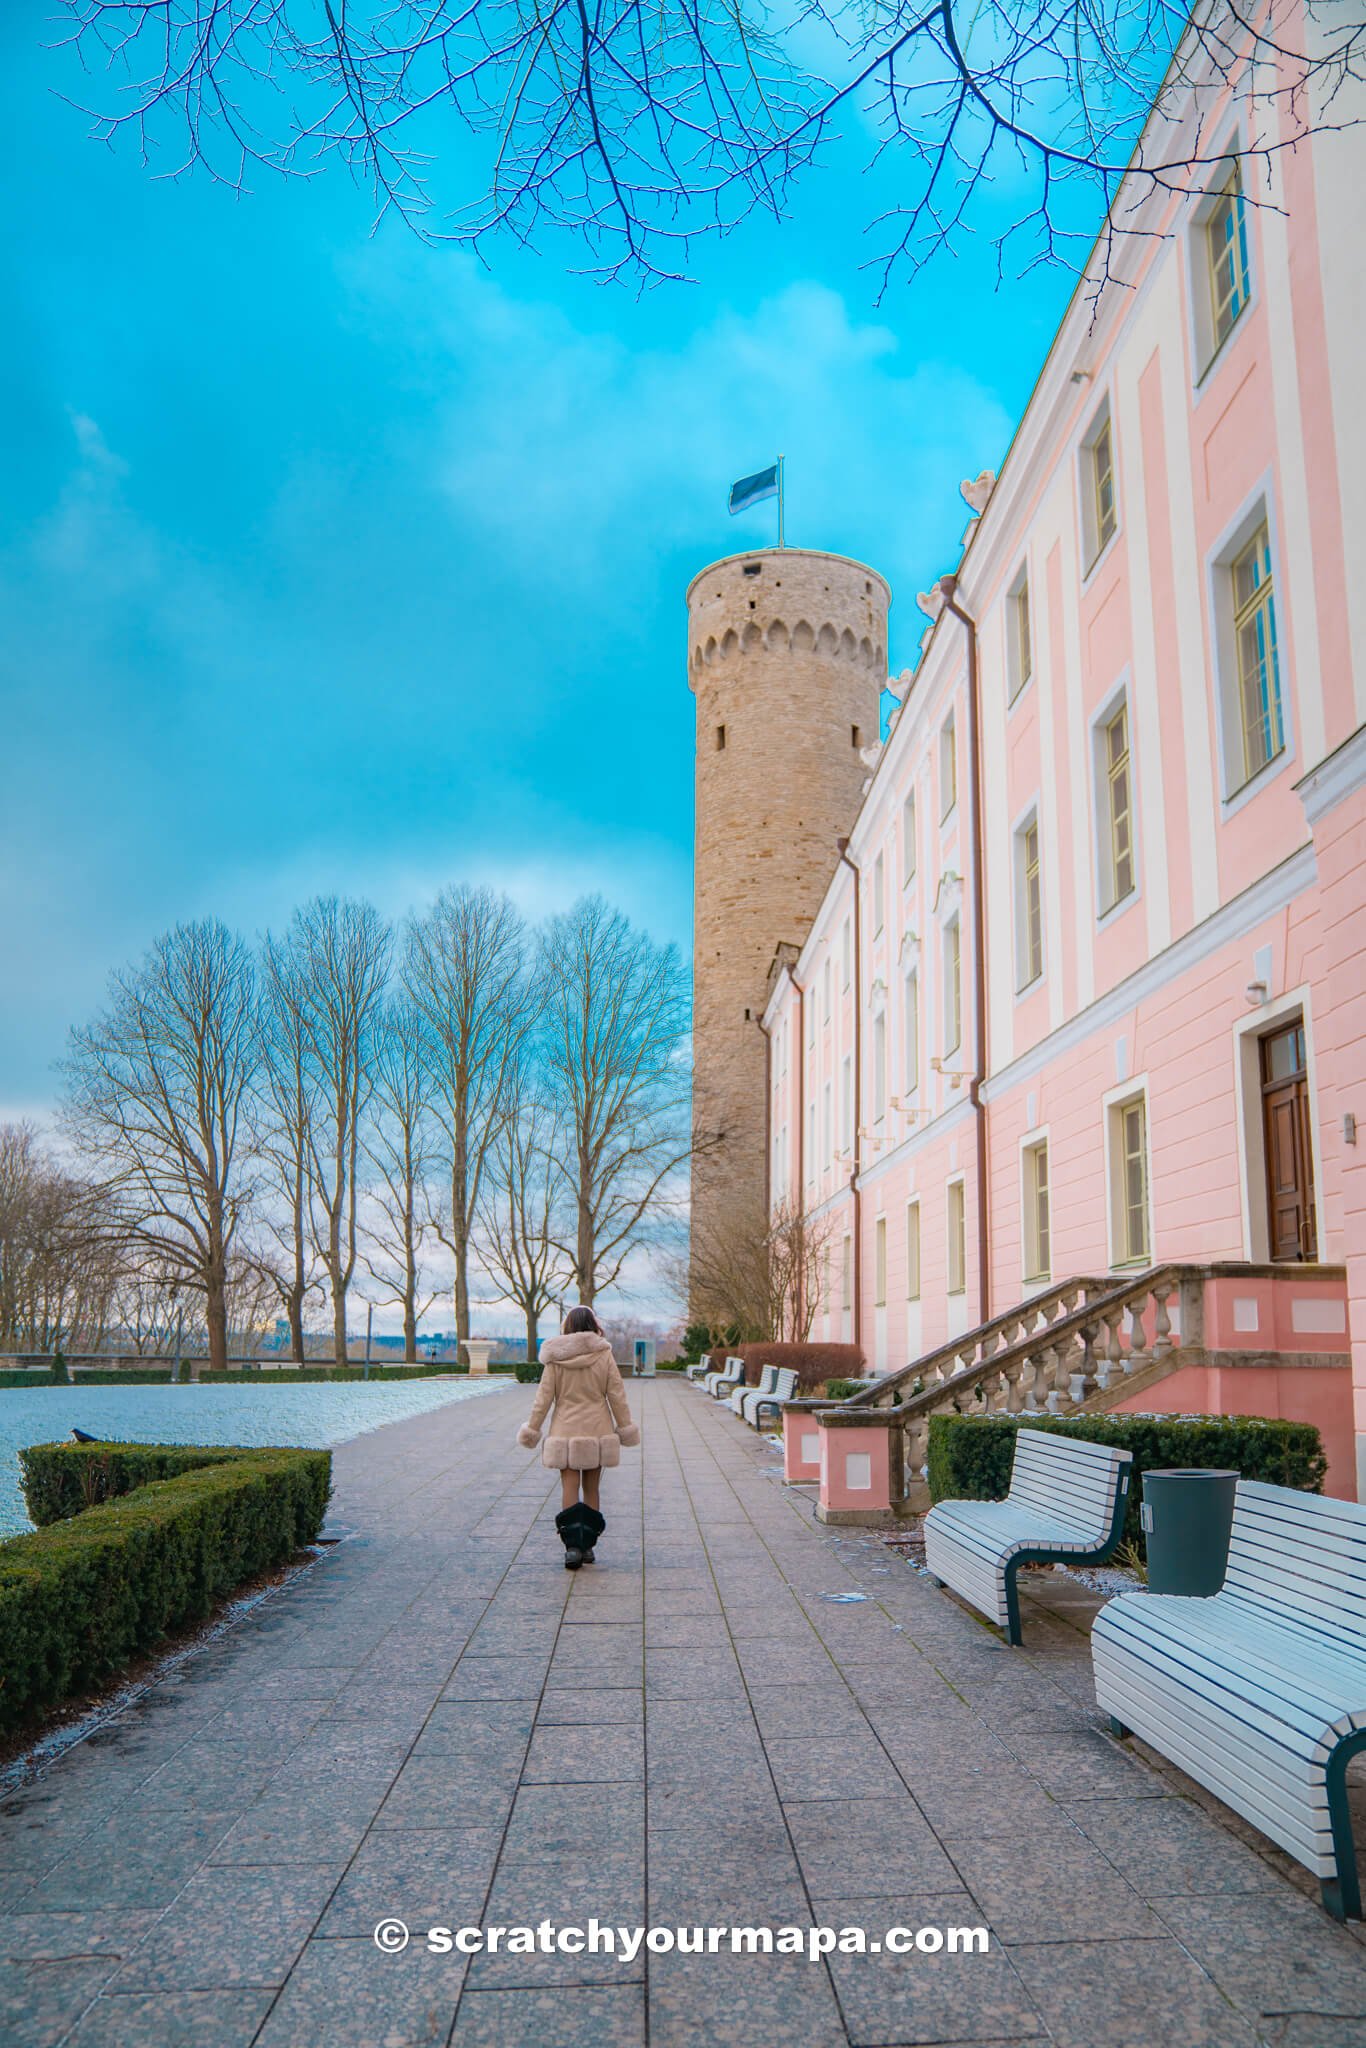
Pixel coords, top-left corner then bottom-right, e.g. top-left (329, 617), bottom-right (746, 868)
top-left (562, 1305), bottom-right (603, 1336)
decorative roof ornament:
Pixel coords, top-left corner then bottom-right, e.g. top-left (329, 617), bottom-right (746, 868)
top-left (961, 469), bottom-right (997, 515)
top-left (885, 668), bottom-right (913, 702)
top-left (916, 586), bottom-right (946, 621)
top-left (859, 742), bottom-right (882, 769)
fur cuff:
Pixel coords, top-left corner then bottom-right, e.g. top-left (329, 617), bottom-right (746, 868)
top-left (617, 1423), bottom-right (641, 1448)
top-left (516, 1425), bottom-right (540, 1450)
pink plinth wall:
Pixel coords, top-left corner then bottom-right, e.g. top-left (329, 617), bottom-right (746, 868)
top-left (818, 1424), bottom-right (893, 1515)
top-left (1202, 1275), bottom-right (1350, 1353)
top-left (781, 1409), bottom-right (824, 1484)
top-left (1111, 1362), bottom-right (1356, 1500)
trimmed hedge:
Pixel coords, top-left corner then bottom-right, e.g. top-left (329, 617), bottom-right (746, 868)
top-left (823, 1378), bottom-right (869, 1402)
top-left (926, 1413), bottom-right (1327, 1556)
top-left (737, 1342), bottom-right (866, 1394)
top-left (1, 1441), bottom-right (331, 1733)
top-left (516, 1361), bottom-right (543, 1383)
top-left (197, 1362), bottom-right (458, 1383)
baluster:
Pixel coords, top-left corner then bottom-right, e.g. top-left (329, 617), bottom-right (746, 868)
top-left (1151, 1282), bottom-right (1174, 1360)
top-left (1094, 1310), bottom-right (1125, 1393)
top-left (1002, 1360), bottom-right (1027, 1415)
top-left (1022, 1346), bottom-right (1050, 1412)
top-left (1125, 1297), bottom-right (1149, 1372)
top-left (1069, 1321), bottom-right (1099, 1406)
top-left (904, 1420), bottom-right (929, 1487)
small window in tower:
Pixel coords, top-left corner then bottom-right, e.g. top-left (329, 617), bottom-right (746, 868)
top-left (852, 725), bottom-right (863, 749)
top-left (716, 725), bottom-right (726, 750)
top-left (743, 562), bottom-right (762, 577)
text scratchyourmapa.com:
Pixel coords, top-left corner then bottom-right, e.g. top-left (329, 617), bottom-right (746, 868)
top-left (372, 1919), bottom-right (990, 1961)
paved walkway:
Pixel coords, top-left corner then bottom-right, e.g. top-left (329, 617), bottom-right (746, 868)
top-left (5, 1377), bottom-right (1366, 2048)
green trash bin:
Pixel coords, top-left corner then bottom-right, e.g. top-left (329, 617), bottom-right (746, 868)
top-left (1139, 1468), bottom-right (1238, 1596)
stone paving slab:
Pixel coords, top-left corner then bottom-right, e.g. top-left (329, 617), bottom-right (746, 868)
top-left (6, 1375), bottom-right (1366, 2045)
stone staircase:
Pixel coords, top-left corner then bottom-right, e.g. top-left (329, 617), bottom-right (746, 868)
top-left (834, 1263), bottom-right (1340, 1514)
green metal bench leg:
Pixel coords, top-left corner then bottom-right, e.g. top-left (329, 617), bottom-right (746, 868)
top-left (1109, 1716), bottom-right (1131, 1740)
top-left (1323, 1732), bottom-right (1366, 1921)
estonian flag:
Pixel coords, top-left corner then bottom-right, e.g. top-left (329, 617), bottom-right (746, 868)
top-left (728, 463), bottom-right (779, 515)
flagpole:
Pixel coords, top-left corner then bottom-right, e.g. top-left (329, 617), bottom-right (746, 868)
top-left (777, 454), bottom-right (786, 549)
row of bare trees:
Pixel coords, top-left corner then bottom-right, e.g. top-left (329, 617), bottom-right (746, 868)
top-left (47, 887), bottom-right (691, 1370)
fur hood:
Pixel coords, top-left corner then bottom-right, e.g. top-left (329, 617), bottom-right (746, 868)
top-left (539, 1331), bottom-right (615, 1369)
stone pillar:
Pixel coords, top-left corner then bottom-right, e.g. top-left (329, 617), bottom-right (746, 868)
top-left (687, 548), bottom-right (889, 1306)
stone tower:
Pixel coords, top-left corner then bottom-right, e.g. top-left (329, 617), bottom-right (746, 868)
top-left (688, 546), bottom-right (890, 1299)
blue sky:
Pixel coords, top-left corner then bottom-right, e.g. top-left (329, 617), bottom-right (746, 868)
top-left (0, 3), bottom-right (1096, 1120)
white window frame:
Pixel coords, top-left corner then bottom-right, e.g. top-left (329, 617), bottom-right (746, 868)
top-left (939, 712), bottom-right (957, 823)
top-left (1012, 801), bottom-right (1044, 994)
top-left (1207, 483), bottom-right (1293, 813)
top-left (902, 788), bottom-right (918, 885)
top-left (946, 1177), bottom-right (967, 1297)
top-left (822, 1077), bottom-right (833, 1168)
top-left (1090, 678), bottom-right (1140, 925)
top-left (1006, 563), bottom-right (1033, 706)
top-left (822, 956), bottom-right (832, 1023)
top-left (872, 849), bottom-right (886, 936)
top-left (872, 1010), bottom-right (888, 1125)
top-left (1079, 395), bottom-right (1120, 579)
top-left (1102, 1078), bottom-right (1153, 1270)
top-left (903, 964), bottom-right (920, 1097)
top-left (874, 1214), bottom-right (887, 1307)
top-left (1020, 1130), bottom-right (1051, 1287)
top-left (840, 1054), bottom-right (853, 1157)
top-left (841, 918), bottom-right (852, 990)
top-left (905, 1199), bottom-right (921, 1302)
top-left (1187, 136), bottom-right (1256, 386)
top-left (942, 914), bottom-right (962, 1057)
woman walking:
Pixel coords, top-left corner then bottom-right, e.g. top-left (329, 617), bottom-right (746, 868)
top-left (518, 1307), bottom-right (640, 1568)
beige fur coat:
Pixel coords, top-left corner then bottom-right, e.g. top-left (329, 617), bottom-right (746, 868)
top-left (517, 1332), bottom-right (641, 1470)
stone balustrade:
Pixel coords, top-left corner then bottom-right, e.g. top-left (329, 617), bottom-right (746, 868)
top-left (792, 1261), bottom-right (1348, 1523)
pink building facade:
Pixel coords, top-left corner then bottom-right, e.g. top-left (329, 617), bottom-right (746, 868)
top-left (761, 8), bottom-right (1366, 1494)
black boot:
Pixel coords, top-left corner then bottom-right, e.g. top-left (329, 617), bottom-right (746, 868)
top-left (578, 1506), bottom-right (606, 1563)
top-left (555, 1506), bottom-right (585, 1570)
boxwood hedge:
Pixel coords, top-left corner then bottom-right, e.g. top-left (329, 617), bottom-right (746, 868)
top-left (926, 1412), bottom-right (1326, 1555)
top-left (1, 1441), bottom-right (331, 1733)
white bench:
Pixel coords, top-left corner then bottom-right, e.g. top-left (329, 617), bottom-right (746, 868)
top-left (703, 1356), bottom-right (745, 1399)
top-left (742, 1366), bottom-right (800, 1429)
top-left (1094, 1479), bottom-right (1366, 1920)
top-left (686, 1353), bottom-right (713, 1384)
top-left (730, 1364), bottom-right (777, 1418)
top-left (924, 1428), bottom-right (1133, 1647)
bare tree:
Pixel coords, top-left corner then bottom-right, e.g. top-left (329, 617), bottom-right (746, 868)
top-left (59, 920), bottom-right (259, 1371)
top-left (478, 1074), bottom-right (574, 1369)
top-left (0, 1123), bottom-right (122, 1353)
top-left (404, 885), bottom-right (530, 1359)
top-left (53, 2), bottom-right (1365, 290)
top-left (256, 931), bottom-right (325, 1361)
top-left (269, 897), bottom-right (392, 1364)
top-left (362, 999), bottom-right (439, 1361)
top-left (686, 1196), bottom-right (835, 1343)
top-left (538, 895), bottom-right (692, 1305)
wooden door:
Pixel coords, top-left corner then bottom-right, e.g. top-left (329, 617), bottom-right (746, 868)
top-left (1261, 1020), bottom-right (1317, 1262)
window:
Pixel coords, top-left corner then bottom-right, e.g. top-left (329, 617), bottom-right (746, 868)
top-left (1231, 523), bottom-right (1284, 785)
top-left (1109, 1095), bottom-right (1151, 1265)
top-left (840, 1055), bottom-right (853, 1155)
top-left (903, 967), bottom-right (919, 1094)
top-left (943, 917), bottom-right (962, 1056)
top-left (873, 1012), bottom-right (887, 1123)
top-left (852, 725), bottom-right (863, 749)
top-left (822, 957), bottom-right (832, 1023)
top-left (1207, 165), bottom-right (1251, 353)
top-left (841, 1232), bottom-right (853, 1310)
top-left (902, 790), bottom-right (918, 883)
top-left (874, 1216), bottom-right (887, 1306)
top-left (1008, 570), bottom-right (1033, 703)
top-left (939, 714), bottom-right (957, 820)
top-left (1014, 812), bottom-right (1043, 990)
top-left (1023, 1141), bottom-right (1050, 1283)
top-left (1082, 406), bottom-right (1118, 568)
top-left (807, 1101), bottom-right (816, 1184)
top-left (872, 851), bottom-right (886, 935)
top-left (947, 1181), bottom-right (966, 1295)
top-left (905, 1201), bottom-right (921, 1301)
top-left (806, 989), bottom-right (815, 1049)
top-left (1098, 700), bottom-right (1135, 914)
top-left (841, 919), bottom-right (852, 990)
top-left (715, 725), bottom-right (726, 750)
top-left (822, 1079), bottom-right (832, 1165)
